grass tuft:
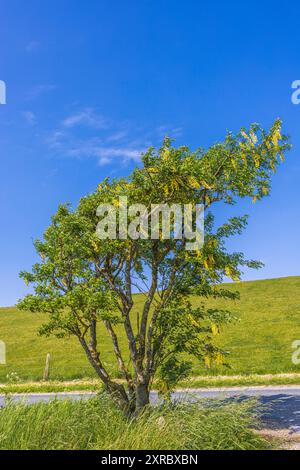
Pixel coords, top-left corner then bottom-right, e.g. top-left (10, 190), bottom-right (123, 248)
top-left (0, 393), bottom-right (271, 450)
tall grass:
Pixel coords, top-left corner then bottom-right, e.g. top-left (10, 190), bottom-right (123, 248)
top-left (0, 394), bottom-right (270, 450)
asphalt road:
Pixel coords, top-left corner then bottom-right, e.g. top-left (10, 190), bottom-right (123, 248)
top-left (2, 386), bottom-right (300, 433)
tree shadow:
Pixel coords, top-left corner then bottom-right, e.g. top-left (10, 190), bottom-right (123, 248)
top-left (160, 391), bottom-right (300, 434)
top-left (255, 394), bottom-right (300, 433)
top-left (211, 393), bottom-right (300, 434)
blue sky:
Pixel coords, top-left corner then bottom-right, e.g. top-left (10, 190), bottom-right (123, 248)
top-left (0, 0), bottom-right (300, 305)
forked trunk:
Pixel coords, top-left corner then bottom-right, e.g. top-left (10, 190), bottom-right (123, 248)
top-left (106, 381), bottom-right (132, 416)
top-left (79, 335), bottom-right (131, 414)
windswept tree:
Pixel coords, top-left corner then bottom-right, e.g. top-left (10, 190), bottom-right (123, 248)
top-left (19, 120), bottom-right (290, 414)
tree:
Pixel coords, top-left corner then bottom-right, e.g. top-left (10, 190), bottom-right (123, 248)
top-left (18, 119), bottom-right (290, 414)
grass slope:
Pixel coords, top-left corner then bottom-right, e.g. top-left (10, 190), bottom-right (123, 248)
top-left (1, 276), bottom-right (300, 383)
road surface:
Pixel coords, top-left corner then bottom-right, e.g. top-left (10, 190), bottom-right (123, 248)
top-left (2, 386), bottom-right (300, 433)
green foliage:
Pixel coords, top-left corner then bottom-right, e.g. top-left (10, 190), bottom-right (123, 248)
top-left (19, 205), bottom-right (118, 339)
top-left (156, 356), bottom-right (192, 399)
top-left (137, 119), bottom-right (290, 206)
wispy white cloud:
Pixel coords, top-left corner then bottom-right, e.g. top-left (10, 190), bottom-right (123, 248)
top-left (46, 130), bottom-right (67, 149)
top-left (106, 130), bottom-right (128, 142)
top-left (157, 125), bottom-right (183, 138)
top-left (47, 127), bottom-right (144, 165)
top-left (67, 143), bottom-right (143, 165)
top-left (22, 111), bottom-right (36, 125)
top-left (26, 84), bottom-right (57, 100)
top-left (62, 108), bottom-right (108, 129)
top-left (47, 109), bottom-right (183, 166)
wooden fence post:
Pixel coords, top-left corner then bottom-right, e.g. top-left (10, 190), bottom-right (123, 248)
top-left (43, 353), bottom-right (51, 381)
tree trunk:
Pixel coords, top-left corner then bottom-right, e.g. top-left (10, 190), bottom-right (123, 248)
top-left (105, 381), bottom-right (133, 416)
top-left (79, 336), bottom-right (131, 414)
top-left (135, 382), bottom-right (150, 411)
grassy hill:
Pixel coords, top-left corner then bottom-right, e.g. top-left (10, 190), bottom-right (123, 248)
top-left (1, 276), bottom-right (300, 383)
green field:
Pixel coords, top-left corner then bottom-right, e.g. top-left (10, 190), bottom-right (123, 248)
top-left (1, 276), bottom-right (300, 383)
